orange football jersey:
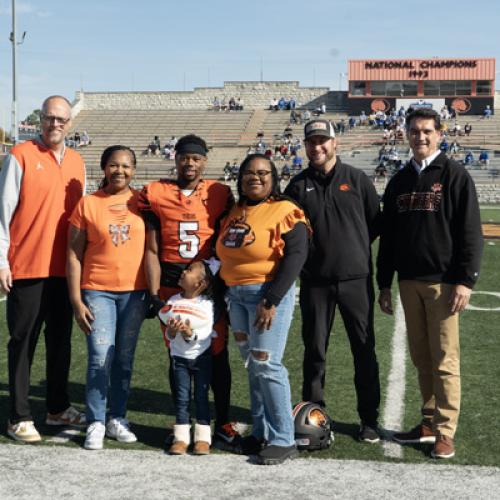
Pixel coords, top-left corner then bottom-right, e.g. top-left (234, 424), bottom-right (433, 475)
top-left (139, 179), bottom-right (233, 263)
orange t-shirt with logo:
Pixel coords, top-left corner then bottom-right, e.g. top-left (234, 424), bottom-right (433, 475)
top-left (69, 189), bottom-right (147, 291)
top-left (216, 199), bottom-right (308, 286)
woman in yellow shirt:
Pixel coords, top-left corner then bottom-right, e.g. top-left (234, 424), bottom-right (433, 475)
top-left (216, 153), bottom-right (309, 465)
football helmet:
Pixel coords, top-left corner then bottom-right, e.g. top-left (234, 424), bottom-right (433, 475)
top-left (292, 401), bottom-right (334, 451)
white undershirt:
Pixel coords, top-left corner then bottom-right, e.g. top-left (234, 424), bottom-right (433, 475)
top-left (411, 150), bottom-right (441, 175)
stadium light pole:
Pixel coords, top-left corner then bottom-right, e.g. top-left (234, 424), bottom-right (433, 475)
top-left (10, 0), bottom-right (17, 144)
top-left (9, 0), bottom-right (26, 144)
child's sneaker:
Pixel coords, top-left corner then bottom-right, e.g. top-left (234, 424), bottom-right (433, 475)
top-left (7, 420), bottom-right (42, 443)
top-left (84, 422), bottom-right (105, 450)
top-left (105, 418), bottom-right (137, 443)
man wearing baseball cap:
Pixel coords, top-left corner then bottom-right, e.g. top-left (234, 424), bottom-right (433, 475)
top-left (285, 119), bottom-right (382, 442)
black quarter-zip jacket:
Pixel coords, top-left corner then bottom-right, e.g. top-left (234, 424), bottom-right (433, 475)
top-left (284, 158), bottom-right (381, 283)
top-left (376, 152), bottom-right (483, 289)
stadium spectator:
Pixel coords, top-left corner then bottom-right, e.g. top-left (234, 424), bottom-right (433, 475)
top-left (80, 130), bottom-right (91, 147)
top-left (228, 97), bottom-right (236, 111)
top-left (67, 145), bottom-right (148, 450)
top-left (359, 111), bottom-right (368, 126)
top-left (0, 95), bottom-right (86, 442)
top-left (281, 163), bottom-right (291, 181)
top-left (236, 97), bottom-right (244, 111)
top-left (139, 134), bottom-right (241, 450)
top-left (314, 102), bottom-right (327, 116)
top-left (292, 154), bottom-right (303, 174)
top-left (217, 153), bottom-right (309, 464)
top-left (479, 150), bottom-right (489, 168)
top-left (464, 150), bottom-right (474, 166)
top-left (440, 105), bottom-right (450, 121)
top-left (230, 161), bottom-right (239, 181)
top-left (464, 122), bottom-right (472, 136)
top-left (451, 122), bottom-right (462, 137)
top-left (278, 97), bottom-right (287, 110)
top-left (285, 119), bottom-right (382, 443)
top-left (212, 97), bottom-right (221, 111)
top-left (168, 136), bottom-right (178, 148)
top-left (223, 161), bottom-right (231, 181)
top-left (450, 140), bottom-right (460, 155)
top-left (290, 109), bottom-right (300, 125)
top-left (288, 97), bottom-right (296, 110)
top-left (302, 109), bottom-right (311, 122)
top-left (162, 260), bottom-right (218, 455)
top-left (269, 98), bottom-right (279, 111)
top-left (482, 105), bottom-right (492, 119)
top-left (74, 131), bottom-right (81, 147)
top-left (377, 108), bottom-right (483, 460)
top-left (440, 138), bottom-right (449, 153)
top-left (147, 136), bottom-right (161, 156)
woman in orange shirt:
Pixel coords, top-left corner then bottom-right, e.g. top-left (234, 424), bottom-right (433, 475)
top-left (67, 145), bottom-right (148, 450)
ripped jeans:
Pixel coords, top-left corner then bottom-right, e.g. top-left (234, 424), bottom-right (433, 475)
top-left (226, 283), bottom-right (295, 447)
top-left (82, 290), bottom-right (148, 424)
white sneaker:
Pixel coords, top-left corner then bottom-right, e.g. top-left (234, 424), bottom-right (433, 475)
top-left (106, 418), bottom-right (137, 443)
top-left (7, 420), bottom-right (42, 443)
top-left (84, 422), bottom-right (105, 450)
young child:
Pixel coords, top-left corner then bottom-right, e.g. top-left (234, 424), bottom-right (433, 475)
top-left (158, 259), bottom-right (218, 455)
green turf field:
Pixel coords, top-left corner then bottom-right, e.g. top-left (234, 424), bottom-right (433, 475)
top-left (1, 216), bottom-right (499, 467)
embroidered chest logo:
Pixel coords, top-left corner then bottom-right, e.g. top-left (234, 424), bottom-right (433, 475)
top-left (109, 224), bottom-right (131, 246)
top-left (35, 161), bottom-right (44, 170)
top-left (339, 183), bottom-right (350, 191)
top-left (396, 183), bottom-right (443, 213)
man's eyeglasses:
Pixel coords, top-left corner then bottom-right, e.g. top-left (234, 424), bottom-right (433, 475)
top-left (242, 170), bottom-right (272, 179)
top-left (41, 114), bottom-right (71, 125)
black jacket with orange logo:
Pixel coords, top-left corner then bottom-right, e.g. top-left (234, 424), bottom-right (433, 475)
top-left (285, 158), bottom-right (381, 283)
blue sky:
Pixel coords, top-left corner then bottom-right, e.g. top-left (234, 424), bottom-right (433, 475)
top-left (0, 0), bottom-right (499, 129)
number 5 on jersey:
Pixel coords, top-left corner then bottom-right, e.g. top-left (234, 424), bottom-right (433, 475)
top-left (179, 221), bottom-right (200, 258)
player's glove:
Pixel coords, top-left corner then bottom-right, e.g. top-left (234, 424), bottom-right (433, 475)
top-left (146, 294), bottom-right (165, 319)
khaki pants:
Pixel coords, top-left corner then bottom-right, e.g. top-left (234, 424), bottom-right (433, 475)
top-left (399, 280), bottom-right (460, 438)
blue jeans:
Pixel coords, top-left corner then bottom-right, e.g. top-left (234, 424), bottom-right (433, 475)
top-left (226, 283), bottom-right (296, 447)
top-left (172, 348), bottom-right (212, 425)
top-left (82, 290), bottom-right (148, 423)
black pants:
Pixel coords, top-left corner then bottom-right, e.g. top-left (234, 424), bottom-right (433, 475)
top-left (300, 276), bottom-right (380, 426)
top-left (169, 346), bottom-right (231, 428)
top-left (7, 277), bottom-right (73, 423)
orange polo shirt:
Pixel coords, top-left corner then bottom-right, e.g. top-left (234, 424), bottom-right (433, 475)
top-left (69, 189), bottom-right (147, 291)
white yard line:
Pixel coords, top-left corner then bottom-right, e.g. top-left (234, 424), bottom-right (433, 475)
top-left (382, 294), bottom-right (407, 459)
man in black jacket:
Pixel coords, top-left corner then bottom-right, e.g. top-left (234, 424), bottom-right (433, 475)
top-left (377, 108), bottom-right (483, 459)
top-left (285, 119), bottom-right (382, 443)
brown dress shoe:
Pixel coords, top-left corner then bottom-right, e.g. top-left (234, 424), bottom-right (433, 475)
top-left (169, 440), bottom-right (189, 455)
top-left (393, 423), bottom-right (436, 444)
top-left (431, 434), bottom-right (455, 459)
top-left (193, 441), bottom-right (210, 455)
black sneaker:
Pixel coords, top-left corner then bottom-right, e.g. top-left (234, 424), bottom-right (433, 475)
top-left (257, 445), bottom-right (299, 465)
top-left (234, 435), bottom-right (264, 455)
top-left (213, 422), bottom-right (242, 452)
top-left (359, 423), bottom-right (380, 443)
